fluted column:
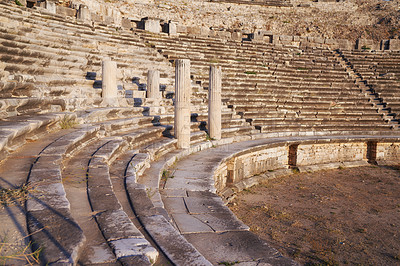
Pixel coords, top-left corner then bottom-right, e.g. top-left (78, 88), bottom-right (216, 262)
top-left (208, 66), bottom-right (222, 140)
top-left (174, 59), bottom-right (191, 149)
top-left (147, 70), bottom-right (160, 99)
top-left (101, 60), bottom-right (117, 106)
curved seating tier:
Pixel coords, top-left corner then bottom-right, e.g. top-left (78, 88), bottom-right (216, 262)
top-left (0, 1), bottom-right (175, 115)
top-left (133, 29), bottom-right (398, 135)
top-left (2, 0), bottom-right (400, 265)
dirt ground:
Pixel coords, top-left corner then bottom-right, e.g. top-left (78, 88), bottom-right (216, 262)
top-left (228, 165), bottom-right (400, 265)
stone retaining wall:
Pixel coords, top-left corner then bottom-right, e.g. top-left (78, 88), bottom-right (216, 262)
top-left (377, 142), bottom-right (400, 165)
top-left (215, 138), bottom-right (400, 200)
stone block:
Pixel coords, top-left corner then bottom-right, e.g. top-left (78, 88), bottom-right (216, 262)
top-left (176, 25), bottom-right (187, 34)
top-left (104, 16), bottom-right (114, 25)
top-left (336, 39), bottom-right (353, 50)
top-left (200, 26), bottom-right (210, 36)
top-left (279, 35), bottom-right (293, 41)
top-left (172, 213), bottom-right (214, 233)
top-left (314, 37), bottom-right (324, 44)
top-left (26, 182), bottom-right (70, 212)
top-left (45, 0), bottom-right (56, 13)
top-left (142, 17), bottom-right (161, 33)
top-left (192, 212), bottom-right (249, 232)
top-left (356, 39), bottom-right (379, 50)
top-left (109, 238), bottom-right (158, 262)
top-left (324, 38), bottom-right (336, 45)
top-left (231, 31), bottom-right (242, 41)
top-left (187, 26), bottom-right (201, 36)
top-left (56, 6), bottom-right (76, 17)
top-left (389, 39), bottom-right (400, 51)
top-left (27, 209), bottom-right (84, 265)
top-left (140, 215), bottom-right (212, 265)
top-left (96, 210), bottom-right (142, 241)
top-left (167, 20), bottom-right (178, 36)
top-left (87, 186), bottom-right (121, 211)
top-left (121, 18), bottom-right (132, 29)
top-left (77, 4), bottom-right (91, 22)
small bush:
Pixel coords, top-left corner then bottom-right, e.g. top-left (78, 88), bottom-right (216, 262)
top-left (59, 116), bottom-right (78, 129)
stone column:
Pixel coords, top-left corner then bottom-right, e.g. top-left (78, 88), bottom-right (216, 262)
top-left (208, 66), bottom-right (222, 140)
top-left (101, 60), bottom-right (117, 106)
top-left (174, 59), bottom-right (191, 149)
top-left (77, 4), bottom-right (91, 22)
top-left (147, 70), bottom-right (160, 99)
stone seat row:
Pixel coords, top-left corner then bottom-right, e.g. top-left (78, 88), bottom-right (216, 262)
top-left (12, 106), bottom-right (257, 264)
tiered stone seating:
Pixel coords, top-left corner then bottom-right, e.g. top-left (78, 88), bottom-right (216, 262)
top-left (0, 1), bottom-right (175, 115)
top-left (134, 29), bottom-right (396, 135)
top-left (340, 50), bottom-right (400, 119)
top-left (0, 2), bottom-right (257, 264)
top-left (208, 0), bottom-right (292, 7)
top-left (2, 0), bottom-right (400, 264)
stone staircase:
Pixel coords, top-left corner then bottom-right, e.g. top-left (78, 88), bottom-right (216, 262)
top-left (339, 49), bottom-right (400, 122)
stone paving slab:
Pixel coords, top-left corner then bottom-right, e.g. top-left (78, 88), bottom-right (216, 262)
top-left (139, 214), bottom-right (213, 266)
top-left (161, 188), bottom-right (187, 197)
top-left (171, 213), bottom-right (214, 234)
top-left (184, 231), bottom-right (297, 266)
top-left (192, 212), bottom-right (249, 232)
top-left (184, 196), bottom-right (228, 214)
top-left (162, 197), bottom-right (187, 214)
top-left (163, 174), bottom-right (215, 191)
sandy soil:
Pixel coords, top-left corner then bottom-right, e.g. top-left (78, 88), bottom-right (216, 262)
top-left (228, 165), bottom-right (400, 265)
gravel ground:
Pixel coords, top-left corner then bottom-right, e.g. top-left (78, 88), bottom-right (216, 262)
top-left (228, 165), bottom-right (400, 265)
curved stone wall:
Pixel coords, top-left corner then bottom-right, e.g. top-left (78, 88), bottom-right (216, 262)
top-left (214, 137), bottom-right (400, 201)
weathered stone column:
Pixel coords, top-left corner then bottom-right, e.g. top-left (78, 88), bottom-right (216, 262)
top-left (101, 60), bottom-right (117, 106)
top-left (147, 70), bottom-right (160, 99)
top-left (174, 59), bottom-right (191, 149)
top-left (77, 4), bottom-right (91, 22)
top-left (208, 66), bottom-right (222, 140)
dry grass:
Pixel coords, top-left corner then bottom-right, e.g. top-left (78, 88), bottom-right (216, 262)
top-left (0, 232), bottom-right (42, 266)
top-left (0, 183), bottom-right (33, 209)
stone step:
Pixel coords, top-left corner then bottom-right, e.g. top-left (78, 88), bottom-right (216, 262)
top-left (0, 112), bottom-right (74, 161)
top-left (87, 137), bottom-right (159, 264)
top-left (26, 125), bottom-right (101, 264)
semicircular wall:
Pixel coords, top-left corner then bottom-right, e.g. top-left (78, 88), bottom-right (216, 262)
top-left (213, 137), bottom-right (400, 201)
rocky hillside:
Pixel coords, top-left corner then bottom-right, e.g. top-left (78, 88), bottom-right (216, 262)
top-left (69, 0), bottom-right (399, 41)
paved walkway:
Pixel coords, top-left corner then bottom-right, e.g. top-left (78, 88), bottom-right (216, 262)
top-left (161, 137), bottom-right (300, 265)
top-left (160, 134), bottom-right (400, 265)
